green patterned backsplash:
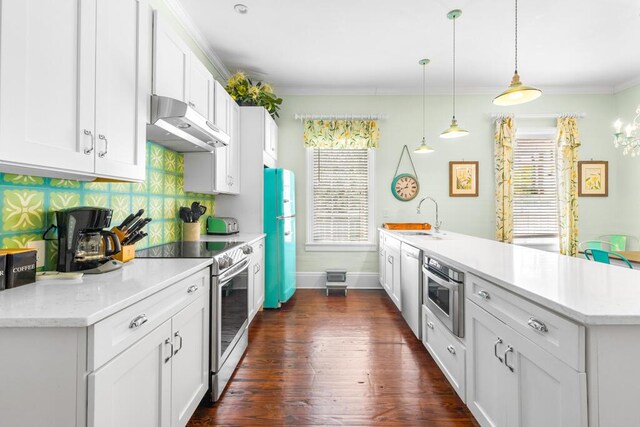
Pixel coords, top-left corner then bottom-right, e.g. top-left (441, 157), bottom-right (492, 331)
top-left (0, 142), bottom-right (214, 270)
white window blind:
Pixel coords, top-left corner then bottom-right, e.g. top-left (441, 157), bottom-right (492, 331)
top-left (309, 148), bottom-right (373, 244)
top-left (513, 139), bottom-right (559, 238)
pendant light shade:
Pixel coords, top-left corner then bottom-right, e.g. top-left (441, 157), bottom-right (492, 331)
top-left (493, 0), bottom-right (541, 106)
top-left (441, 9), bottom-right (468, 139)
top-left (414, 58), bottom-right (434, 153)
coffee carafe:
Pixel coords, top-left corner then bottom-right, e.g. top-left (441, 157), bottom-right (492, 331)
top-left (56, 207), bottom-right (123, 273)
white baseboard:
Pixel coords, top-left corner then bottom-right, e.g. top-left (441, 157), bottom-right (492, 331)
top-left (296, 272), bottom-right (382, 289)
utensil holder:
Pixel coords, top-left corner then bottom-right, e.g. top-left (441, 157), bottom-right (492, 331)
top-left (183, 222), bottom-right (200, 241)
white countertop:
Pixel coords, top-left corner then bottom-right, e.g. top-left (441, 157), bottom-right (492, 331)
top-left (199, 233), bottom-right (265, 244)
top-left (0, 258), bottom-right (212, 328)
top-left (381, 229), bottom-right (640, 326)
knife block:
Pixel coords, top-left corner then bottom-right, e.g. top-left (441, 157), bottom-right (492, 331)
top-left (182, 222), bottom-right (200, 241)
top-left (111, 227), bottom-right (135, 263)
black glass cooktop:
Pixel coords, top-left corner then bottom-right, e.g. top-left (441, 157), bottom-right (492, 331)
top-left (136, 241), bottom-right (243, 259)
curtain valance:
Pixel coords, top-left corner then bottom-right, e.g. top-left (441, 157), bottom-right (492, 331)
top-left (303, 119), bottom-right (379, 149)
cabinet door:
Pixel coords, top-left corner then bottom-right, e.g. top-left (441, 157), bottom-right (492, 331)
top-left (214, 145), bottom-right (230, 193)
top-left (152, 13), bottom-right (189, 101)
top-left (227, 98), bottom-right (241, 194)
top-left (378, 234), bottom-right (385, 285)
top-left (252, 239), bottom-right (265, 316)
top-left (391, 248), bottom-right (402, 310)
top-left (0, 0), bottom-right (95, 174)
top-left (171, 289), bottom-right (210, 427)
top-left (94, 0), bottom-right (147, 181)
top-left (504, 323), bottom-right (587, 427)
top-left (214, 81), bottom-right (229, 135)
top-left (466, 301), bottom-right (508, 427)
top-left (89, 320), bottom-right (172, 427)
top-left (264, 112), bottom-right (278, 160)
top-left (188, 56), bottom-right (214, 121)
top-left (384, 252), bottom-right (395, 302)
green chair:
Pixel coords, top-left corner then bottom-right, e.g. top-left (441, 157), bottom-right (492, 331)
top-left (584, 248), bottom-right (633, 269)
top-left (578, 240), bottom-right (612, 252)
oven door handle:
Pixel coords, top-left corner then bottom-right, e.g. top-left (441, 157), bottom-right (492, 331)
top-left (218, 257), bottom-right (250, 284)
top-left (423, 266), bottom-right (460, 291)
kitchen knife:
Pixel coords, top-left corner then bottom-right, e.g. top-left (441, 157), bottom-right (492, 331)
top-left (127, 217), bottom-right (151, 236)
top-left (122, 209), bottom-right (144, 231)
top-left (128, 232), bottom-right (147, 245)
top-left (118, 213), bottom-right (135, 230)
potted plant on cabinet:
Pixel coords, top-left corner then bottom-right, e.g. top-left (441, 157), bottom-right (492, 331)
top-left (226, 72), bottom-right (283, 118)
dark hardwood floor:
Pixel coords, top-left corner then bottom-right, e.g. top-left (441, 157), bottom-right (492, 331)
top-left (188, 289), bottom-right (479, 426)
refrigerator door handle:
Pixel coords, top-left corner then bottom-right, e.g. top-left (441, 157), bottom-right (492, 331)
top-left (277, 214), bottom-right (296, 220)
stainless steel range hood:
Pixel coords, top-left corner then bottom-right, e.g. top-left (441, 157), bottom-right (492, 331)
top-left (146, 95), bottom-right (230, 152)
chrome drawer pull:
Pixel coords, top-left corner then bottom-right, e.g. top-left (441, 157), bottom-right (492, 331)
top-left (527, 317), bottom-right (548, 333)
top-left (426, 321), bottom-right (435, 330)
top-left (387, 255), bottom-right (393, 264)
top-left (187, 285), bottom-right (198, 294)
top-left (494, 338), bottom-right (503, 362)
top-left (98, 134), bottom-right (108, 158)
top-left (477, 290), bottom-right (491, 300)
top-left (447, 345), bottom-right (456, 355)
top-left (129, 314), bottom-right (148, 329)
top-left (164, 338), bottom-right (173, 363)
top-left (83, 129), bottom-right (95, 154)
top-left (504, 346), bottom-right (514, 372)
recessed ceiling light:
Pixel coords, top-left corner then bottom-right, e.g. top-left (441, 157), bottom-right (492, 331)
top-left (234, 4), bottom-right (248, 14)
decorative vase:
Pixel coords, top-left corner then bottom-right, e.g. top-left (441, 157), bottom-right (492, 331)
top-left (182, 222), bottom-right (200, 242)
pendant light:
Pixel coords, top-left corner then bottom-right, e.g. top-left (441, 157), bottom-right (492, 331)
top-left (414, 59), bottom-right (434, 153)
top-left (441, 9), bottom-right (469, 139)
top-left (493, 0), bottom-right (542, 106)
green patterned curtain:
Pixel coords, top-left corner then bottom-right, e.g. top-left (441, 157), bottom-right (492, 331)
top-left (495, 117), bottom-right (515, 243)
top-left (303, 120), bottom-right (380, 149)
top-left (556, 117), bottom-right (581, 256)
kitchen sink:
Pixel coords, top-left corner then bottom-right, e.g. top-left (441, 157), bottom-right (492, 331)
top-left (397, 231), bottom-right (445, 239)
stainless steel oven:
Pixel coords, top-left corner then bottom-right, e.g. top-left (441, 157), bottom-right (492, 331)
top-left (211, 254), bottom-right (251, 401)
top-left (422, 256), bottom-right (465, 337)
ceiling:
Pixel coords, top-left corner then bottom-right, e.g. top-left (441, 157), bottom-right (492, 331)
top-left (175, 0), bottom-right (640, 94)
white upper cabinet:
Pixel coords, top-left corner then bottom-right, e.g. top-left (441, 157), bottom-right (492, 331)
top-left (264, 112), bottom-right (278, 165)
top-left (214, 80), bottom-right (229, 135)
top-left (188, 56), bottom-right (214, 122)
top-left (0, 0), bottom-right (96, 176)
top-left (227, 99), bottom-right (241, 193)
top-left (152, 13), bottom-right (190, 102)
top-left (94, 0), bottom-right (147, 181)
top-left (0, 0), bottom-right (147, 181)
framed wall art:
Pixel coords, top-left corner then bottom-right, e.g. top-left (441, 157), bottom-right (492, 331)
top-left (578, 160), bottom-right (608, 197)
top-left (449, 161), bottom-right (478, 197)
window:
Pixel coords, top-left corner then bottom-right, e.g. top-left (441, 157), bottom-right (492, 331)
top-left (513, 138), bottom-right (559, 251)
top-left (306, 148), bottom-right (375, 251)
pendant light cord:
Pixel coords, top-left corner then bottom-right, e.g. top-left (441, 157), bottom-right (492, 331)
top-left (514, 0), bottom-right (518, 73)
top-left (422, 62), bottom-right (426, 140)
top-left (452, 16), bottom-right (456, 119)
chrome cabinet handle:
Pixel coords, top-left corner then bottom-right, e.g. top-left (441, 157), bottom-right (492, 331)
top-left (164, 338), bottom-right (174, 363)
top-left (387, 255), bottom-right (393, 264)
top-left (426, 321), bottom-right (434, 330)
top-left (83, 129), bottom-right (95, 154)
top-left (173, 332), bottom-right (183, 355)
top-left (504, 346), bottom-right (514, 372)
top-left (477, 290), bottom-right (491, 300)
top-left (494, 338), bottom-right (503, 362)
top-left (284, 231), bottom-right (291, 236)
top-left (259, 243), bottom-right (264, 249)
top-left (187, 285), bottom-right (198, 294)
top-left (527, 317), bottom-right (548, 333)
top-left (447, 345), bottom-right (456, 355)
top-left (98, 134), bottom-right (108, 158)
top-left (188, 101), bottom-right (196, 108)
top-left (129, 314), bottom-right (148, 329)
top-left (254, 264), bottom-right (260, 274)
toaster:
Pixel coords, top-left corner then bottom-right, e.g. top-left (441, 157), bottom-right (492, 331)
top-left (206, 216), bottom-right (239, 235)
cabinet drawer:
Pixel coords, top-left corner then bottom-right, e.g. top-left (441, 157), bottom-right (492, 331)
top-left (89, 268), bottom-right (210, 370)
top-left (385, 235), bottom-right (401, 252)
top-left (466, 273), bottom-right (585, 371)
top-left (422, 304), bottom-right (466, 401)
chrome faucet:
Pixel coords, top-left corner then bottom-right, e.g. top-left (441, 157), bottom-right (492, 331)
top-left (417, 197), bottom-right (442, 232)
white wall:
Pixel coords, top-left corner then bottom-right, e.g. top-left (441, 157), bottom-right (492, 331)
top-left (277, 91), bottom-right (625, 272)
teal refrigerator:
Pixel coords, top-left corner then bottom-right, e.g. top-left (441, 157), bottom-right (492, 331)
top-left (264, 168), bottom-right (296, 308)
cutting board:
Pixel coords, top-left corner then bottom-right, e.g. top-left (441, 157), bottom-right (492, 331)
top-left (383, 223), bottom-right (432, 231)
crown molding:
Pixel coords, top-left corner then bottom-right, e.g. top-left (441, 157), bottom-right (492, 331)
top-left (162, 0), bottom-right (231, 80)
top-left (614, 76), bottom-right (640, 94)
top-left (278, 85), bottom-right (616, 97)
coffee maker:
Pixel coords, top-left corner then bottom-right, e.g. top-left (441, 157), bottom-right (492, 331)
top-left (56, 207), bottom-right (123, 274)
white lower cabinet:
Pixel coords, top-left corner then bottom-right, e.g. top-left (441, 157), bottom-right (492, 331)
top-left (383, 236), bottom-right (401, 310)
top-left (466, 301), bottom-right (586, 427)
top-left (378, 232), bottom-right (385, 286)
top-left (248, 237), bottom-right (266, 323)
top-left (89, 270), bottom-right (210, 427)
top-left (89, 320), bottom-right (173, 427)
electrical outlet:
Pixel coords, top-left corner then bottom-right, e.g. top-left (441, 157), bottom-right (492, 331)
top-left (27, 240), bottom-right (46, 268)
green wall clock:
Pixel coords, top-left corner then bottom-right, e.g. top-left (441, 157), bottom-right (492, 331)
top-left (391, 145), bottom-right (420, 201)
